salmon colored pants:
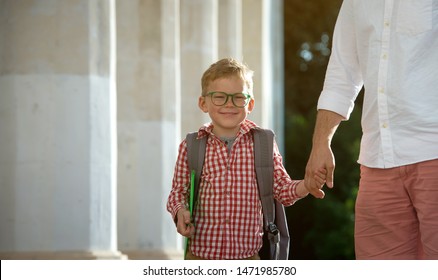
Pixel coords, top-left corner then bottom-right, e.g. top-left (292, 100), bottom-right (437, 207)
top-left (355, 159), bottom-right (438, 259)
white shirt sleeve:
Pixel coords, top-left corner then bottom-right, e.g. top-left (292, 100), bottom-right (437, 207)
top-left (317, 0), bottom-right (363, 120)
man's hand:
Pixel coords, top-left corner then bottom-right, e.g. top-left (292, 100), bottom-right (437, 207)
top-left (304, 144), bottom-right (335, 199)
top-left (304, 109), bottom-right (342, 199)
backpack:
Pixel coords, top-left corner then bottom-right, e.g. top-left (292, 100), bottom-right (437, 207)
top-left (186, 128), bottom-right (290, 260)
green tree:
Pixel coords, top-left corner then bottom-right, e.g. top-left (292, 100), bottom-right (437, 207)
top-left (283, 0), bottom-right (362, 259)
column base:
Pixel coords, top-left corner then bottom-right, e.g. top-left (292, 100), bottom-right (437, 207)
top-left (0, 250), bottom-right (128, 260)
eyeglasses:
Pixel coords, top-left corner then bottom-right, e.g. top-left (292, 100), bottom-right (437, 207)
top-left (204, 92), bottom-right (252, 108)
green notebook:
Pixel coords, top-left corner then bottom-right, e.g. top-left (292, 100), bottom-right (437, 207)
top-left (184, 170), bottom-right (196, 259)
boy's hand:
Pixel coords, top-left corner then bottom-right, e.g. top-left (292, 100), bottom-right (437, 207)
top-left (314, 168), bottom-right (327, 187)
top-left (299, 168), bottom-right (327, 198)
top-left (176, 208), bottom-right (195, 238)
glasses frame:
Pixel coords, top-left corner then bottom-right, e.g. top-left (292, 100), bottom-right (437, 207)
top-left (204, 91), bottom-right (252, 108)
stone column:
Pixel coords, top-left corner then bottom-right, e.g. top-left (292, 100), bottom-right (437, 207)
top-left (116, 0), bottom-right (182, 259)
top-left (242, 0), bottom-right (264, 127)
top-left (218, 0), bottom-right (242, 60)
top-left (0, 0), bottom-right (123, 259)
top-left (266, 0), bottom-right (285, 152)
top-left (242, 0), bottom-right (284, 151)
top-left (180, 0), bottom-right (218, 137)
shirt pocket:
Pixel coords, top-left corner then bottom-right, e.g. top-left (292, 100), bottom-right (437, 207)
top-left (396, 0), bottom-right (433, 36)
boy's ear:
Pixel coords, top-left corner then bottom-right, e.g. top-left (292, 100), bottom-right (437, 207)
top-left (247, 98), bottom-right (255, 112)
top-left (198, 95), bottom-right (208, 112)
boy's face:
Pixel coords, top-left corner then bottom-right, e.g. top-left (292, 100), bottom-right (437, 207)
top-left (199, 77), bottom-right (254, 137)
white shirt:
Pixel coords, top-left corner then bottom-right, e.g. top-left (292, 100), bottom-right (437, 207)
top-left (318, 0), bottom-right (438, 168)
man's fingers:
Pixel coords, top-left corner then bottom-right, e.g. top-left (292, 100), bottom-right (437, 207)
top-left (325, 169), bottom-right (334, 188)
top-left (306, 179), bottom-right (325, 199)
top-left (304, 165), bottom-right (327, 199)
top-left (310, 189), bottom-right (325, 199)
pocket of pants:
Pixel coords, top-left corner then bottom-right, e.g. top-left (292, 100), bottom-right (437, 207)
top-left (396, 0), bottom-right (433, 36)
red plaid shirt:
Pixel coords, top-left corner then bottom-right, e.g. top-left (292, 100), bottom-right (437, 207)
top-left (167, 119), bottom-right (303, 259)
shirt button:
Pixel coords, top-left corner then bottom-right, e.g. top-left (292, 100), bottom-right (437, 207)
top-left (382, 123), bottom-right (388, 128)
top-left (384, 21), bottom-right (390, 27)
top-left (382, 53), bottom-right (388, 60)
top-left (379, 87), bottom-right (385, 94)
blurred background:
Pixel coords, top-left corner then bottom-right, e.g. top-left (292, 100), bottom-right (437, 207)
top-left (0, 0), bottom-right (361, 260)
top-left (284, 0), bottom-right (363, 259)
top-left (284, 0), bottom-right (362, 259)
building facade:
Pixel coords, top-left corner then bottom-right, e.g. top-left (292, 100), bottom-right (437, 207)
top-left (0, 0), bottom-right (284, 259)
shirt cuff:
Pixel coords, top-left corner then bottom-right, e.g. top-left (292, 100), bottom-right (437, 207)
top-left (317, 89), bottom-right (355, 120)
top-left (291, 180), bottom-right (307, 200)
top-left (169, 203), bottom-right (185, 224)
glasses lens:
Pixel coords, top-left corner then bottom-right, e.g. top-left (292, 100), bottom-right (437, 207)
top-left (211, 92), bottom-right (228, 106)
top-left (232, 93), bottom-right (249, 107)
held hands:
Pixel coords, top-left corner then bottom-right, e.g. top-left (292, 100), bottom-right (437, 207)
top-left (176, 208), bottom-right (195, 238)
top-left (304, 144), bottom-right (335, 199)
top-left (297, 168), bottom-right (327, 198)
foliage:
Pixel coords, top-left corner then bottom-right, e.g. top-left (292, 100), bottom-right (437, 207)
top-left (283, 0), bottom-right (363, 259)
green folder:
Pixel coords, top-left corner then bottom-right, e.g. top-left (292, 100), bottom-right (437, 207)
top-left (184, 170), bottom-right (196, 259)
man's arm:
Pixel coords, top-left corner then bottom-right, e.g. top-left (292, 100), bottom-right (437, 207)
top-left (304, 109), bottom-right (344, 198)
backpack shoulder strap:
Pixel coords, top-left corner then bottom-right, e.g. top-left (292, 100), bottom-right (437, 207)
top-left (253, 128), bottom-right (275, 228)
top-left (185, 132), bottom-right (207, 206)
top-left (254, 128), bottom-right (289, 260)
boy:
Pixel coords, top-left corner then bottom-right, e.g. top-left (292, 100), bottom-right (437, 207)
top-left (167, 58), bottom-right (324, 260)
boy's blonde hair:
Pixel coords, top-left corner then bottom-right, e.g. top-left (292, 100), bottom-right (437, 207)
top-left (201, 58), bottom-right (254, 97)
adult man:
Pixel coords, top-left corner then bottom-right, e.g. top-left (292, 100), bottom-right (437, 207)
top-left (304, 0), bottom-right (438, 259)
